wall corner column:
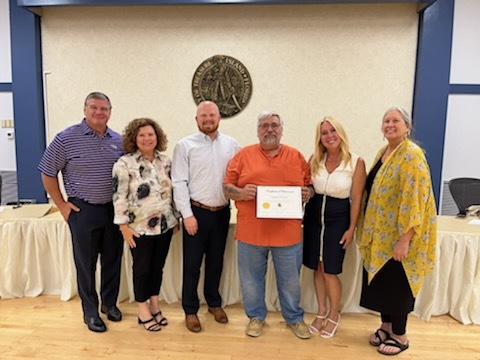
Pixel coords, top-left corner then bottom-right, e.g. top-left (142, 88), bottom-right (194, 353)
top-left (10, 0), bottom-right (47, 203)
top-left (413, 0), bottom-right (454, 210)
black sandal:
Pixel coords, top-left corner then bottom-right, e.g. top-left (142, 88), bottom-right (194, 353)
top-left (369, 328), bottom-right (390, 346)
top-left (377, 337), bottom-right (409, 356)
top-left (138, 317), bottom-right (162, 332)
top-left (152, 311), bottom-right (168, 326)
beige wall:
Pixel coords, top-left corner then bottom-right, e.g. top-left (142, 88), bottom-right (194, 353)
top-left (41, 4), bottom-right (418, 168)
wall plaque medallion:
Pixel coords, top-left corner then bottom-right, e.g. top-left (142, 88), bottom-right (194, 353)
top-left (192, 55), bottom-right (252, 118)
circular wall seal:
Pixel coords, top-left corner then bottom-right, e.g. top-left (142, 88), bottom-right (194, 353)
top-left (192, 55), bottom-right (253, 118)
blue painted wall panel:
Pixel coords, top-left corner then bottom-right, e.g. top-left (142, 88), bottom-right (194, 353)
top-left (10, 0), bottom-right (47, 202)
top-left (413, 0), bottom-right (454, 209)
top-left (449, 85), bottom-right (480, 95)
top-left (0, 83), bottom-right (13, 92)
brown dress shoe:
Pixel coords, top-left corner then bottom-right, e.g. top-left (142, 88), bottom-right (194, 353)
top-left (185, 314), bottom-right (201, 332)
top-left (208, 307), bottom-right (228, 323)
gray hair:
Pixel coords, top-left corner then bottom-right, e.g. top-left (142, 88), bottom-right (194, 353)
top-left (84, 91), bottom-right (112, 109)
top-left (383, 106), bottom-right (412, 136)
top-left (257, 110), bottom-right (283, 126)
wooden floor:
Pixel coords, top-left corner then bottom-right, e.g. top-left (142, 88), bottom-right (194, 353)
top-left (0, 296), bottom-right (479, 360)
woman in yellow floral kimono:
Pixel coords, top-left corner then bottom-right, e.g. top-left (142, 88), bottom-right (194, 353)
top-left (356, 107), bottom-right (436, 356)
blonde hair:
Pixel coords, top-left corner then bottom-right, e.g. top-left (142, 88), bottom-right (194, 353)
top-left (309, 116), bottom-right (351, 175)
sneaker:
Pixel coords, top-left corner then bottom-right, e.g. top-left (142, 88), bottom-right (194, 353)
top-left (287, 320), bottom-right (312, 339)
top-left (246, 317), bottom-right (265, 337)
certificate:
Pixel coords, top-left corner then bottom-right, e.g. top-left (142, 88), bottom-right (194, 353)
top-left (256, 186), bottom-right (303, 219)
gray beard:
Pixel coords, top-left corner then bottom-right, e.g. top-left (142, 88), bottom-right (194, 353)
top-left (261, 135), bottom-right (280, 149)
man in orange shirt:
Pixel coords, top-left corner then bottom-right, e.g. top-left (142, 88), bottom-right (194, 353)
top-left (223, 110), bottom-right (314, 339)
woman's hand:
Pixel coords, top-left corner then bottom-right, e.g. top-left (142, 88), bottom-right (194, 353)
top-left (119, 224), bottom-right (140, 248)
top-left (339, 228), bottom-right (354, 249)
top-left (393, 228), bottom-right (414, 261)
top-left (393, 240), bottom-right (409, 261)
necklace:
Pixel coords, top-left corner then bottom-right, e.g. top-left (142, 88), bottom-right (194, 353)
top-left (326, 154), bottom-right (341, 163)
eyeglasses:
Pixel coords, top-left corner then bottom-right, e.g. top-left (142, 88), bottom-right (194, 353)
top-left (258, 123), bottom-right (282, 131)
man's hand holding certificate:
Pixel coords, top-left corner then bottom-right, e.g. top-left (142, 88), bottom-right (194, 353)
top-left (256, 186), bottom-right (303, 219)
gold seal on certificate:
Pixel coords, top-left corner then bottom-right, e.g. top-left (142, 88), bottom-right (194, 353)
top-left (256, 186), bottom-right (303, 219)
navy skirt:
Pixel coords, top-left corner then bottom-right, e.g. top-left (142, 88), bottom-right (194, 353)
top-left (303, 193), bottom-right (350, 274)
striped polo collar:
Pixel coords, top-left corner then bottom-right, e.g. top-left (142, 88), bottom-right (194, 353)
top-left (80, 118), bottom-right (113, 138)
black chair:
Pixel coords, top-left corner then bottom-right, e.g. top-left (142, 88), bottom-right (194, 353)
top-left (448, 177), bottom-right (480, 216)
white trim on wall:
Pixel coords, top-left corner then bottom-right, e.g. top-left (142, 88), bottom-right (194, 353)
top-left (0, 93), bottom-right (17, 171)
top-left (450, 0), bottom-right (480, 84)
top-left (442, 94), bottom-right (480, 181)
top-left (0, 0), bottom-right (12, 82)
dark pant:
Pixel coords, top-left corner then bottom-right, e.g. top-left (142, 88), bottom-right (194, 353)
top-left (67, 198), bottom-right (123, 318)
top-left (182, 205), bottom-right (230, 314)
top-left (131, 230), bottom-right (173, 302)
top-left (361, 259), bottom-right (414, 336)
top-left (381, 314), bottom-right (408, 335)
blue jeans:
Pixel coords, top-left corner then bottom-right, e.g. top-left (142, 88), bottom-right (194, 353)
top-left (237, 241), bottom-right (304, 324)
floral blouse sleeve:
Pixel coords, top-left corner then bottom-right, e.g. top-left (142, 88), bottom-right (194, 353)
top-left (112, 156), bottom-right (131, 225)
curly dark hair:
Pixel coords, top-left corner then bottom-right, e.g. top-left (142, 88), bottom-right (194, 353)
top-left (122, 118), bottom-right (168, 154)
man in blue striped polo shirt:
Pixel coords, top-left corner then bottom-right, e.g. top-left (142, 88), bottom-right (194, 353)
top-left (38, 92), bottom-right (124, 332)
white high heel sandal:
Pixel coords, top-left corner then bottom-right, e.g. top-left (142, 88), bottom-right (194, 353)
top-left (309, 313), bottom-right (327, 334)
top-left (320, 313), bottom-right (341, 338)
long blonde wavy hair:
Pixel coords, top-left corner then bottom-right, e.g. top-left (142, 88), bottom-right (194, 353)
top-left (309, 116), bottom-right (352, 176)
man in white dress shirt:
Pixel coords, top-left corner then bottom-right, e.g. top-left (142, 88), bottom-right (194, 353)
top-left (172, 101), bottom-right (241, 332)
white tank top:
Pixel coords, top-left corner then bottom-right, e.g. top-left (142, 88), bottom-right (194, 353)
top-left (311, 153), bottom-right (359, 199)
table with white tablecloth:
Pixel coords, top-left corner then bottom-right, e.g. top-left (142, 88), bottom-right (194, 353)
top-left (0, 207), bottom-right (479, 324)
top-left (414, 216), bottom-right (480, 325)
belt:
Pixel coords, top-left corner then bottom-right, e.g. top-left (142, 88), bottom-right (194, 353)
top-left (70, 197), bottom-right (111, 207)
top-left (190, 200), bottom-right (228, 212)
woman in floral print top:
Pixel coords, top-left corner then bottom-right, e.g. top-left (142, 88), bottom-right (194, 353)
top-left (356, 107), bottom-right (436, 356)
top-left (113, 118), bottom-right (177, 332)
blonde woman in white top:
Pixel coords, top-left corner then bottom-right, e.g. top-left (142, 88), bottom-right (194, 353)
top-left (303, 116), bottom-right (366, 338)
